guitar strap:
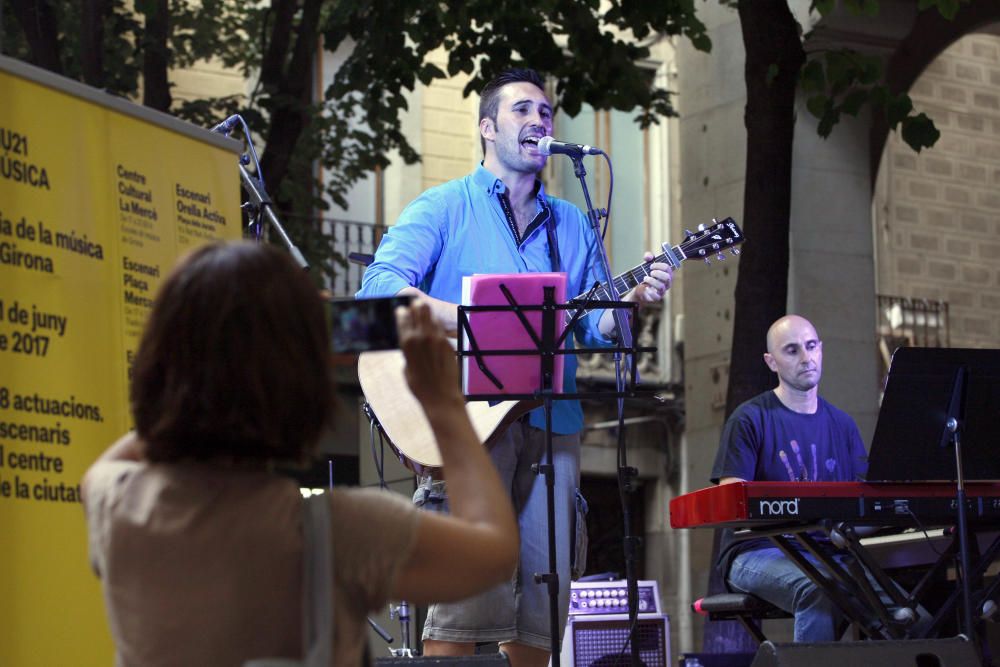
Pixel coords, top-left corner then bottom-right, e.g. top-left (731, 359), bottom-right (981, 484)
top-left (544, 204), bottom-right (561, 273)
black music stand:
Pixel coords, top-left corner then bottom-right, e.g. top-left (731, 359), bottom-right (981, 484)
top-left (867, 347), bottom-right (1000, 482)
top-left (867, 347), bottom-right (1000, 649)
top-left (457, 288), bottom-right (650, 667)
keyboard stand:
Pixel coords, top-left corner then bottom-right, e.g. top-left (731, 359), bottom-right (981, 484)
top-left (729, 520), bottom-right (1000, 640)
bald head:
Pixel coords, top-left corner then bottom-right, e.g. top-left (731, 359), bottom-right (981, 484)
top-left (763, 315), bottom-right (823, 397)
top-left (766, 315), bottom-right (819, 355)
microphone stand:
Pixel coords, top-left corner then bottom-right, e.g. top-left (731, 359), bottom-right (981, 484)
top-left (942, 365), bottom-right (975, 642)
top-left (388, 601), bottom-right (416, 658)
top-left (948, 417), bottom-right (975, 641)
top-left (570, 154), bottom-right (642, 667)
top-left (214, 115), bottom-right (308, 270)
top-left (569, 155), bottom-right (633, 363)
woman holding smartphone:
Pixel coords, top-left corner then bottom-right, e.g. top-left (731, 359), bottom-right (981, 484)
top-left (82, 241), bottom-right (517, 666)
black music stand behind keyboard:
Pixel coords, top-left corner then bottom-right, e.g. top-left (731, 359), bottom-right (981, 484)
top-left (867, 347), bottom-right (1000, 482)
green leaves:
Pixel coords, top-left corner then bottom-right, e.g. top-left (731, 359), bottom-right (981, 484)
top-left (918, 0), bottom-right (970, 21)
top-left (840, 0), bottom-right (880, 17)
top-left (803, 0), bottom-right (963, 147)
top-left (800, 48), bottom-right (938, 152)
top-left (799, 59), bottom-right (825, 93)
top-left (900, 112), bottom-right (941, 152)
top-left (811, 0), bottom-right (836, 15)
top-left (417, 62), bottom-right (446, 86)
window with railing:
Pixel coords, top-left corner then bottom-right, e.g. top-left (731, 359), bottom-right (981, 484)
top-left (876, 294), bottom-right (950, 380)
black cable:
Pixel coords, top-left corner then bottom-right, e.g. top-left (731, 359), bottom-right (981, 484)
top-left (599, 149), bottom-right (641, 667)
top-left (379, 432), bottom-right (387, 489)
top-left (600, 152), bottom-right (614, 241)
top-left (368, 416), bottom-right (387, 489)
top-left (905, 508), bottom-right (947, 557)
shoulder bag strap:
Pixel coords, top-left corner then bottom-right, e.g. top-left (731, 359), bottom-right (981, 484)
top-left (301, 493), bottom-right (332, 667)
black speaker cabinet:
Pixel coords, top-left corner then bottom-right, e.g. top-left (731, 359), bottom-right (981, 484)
top-left (560, 614), bottom-right (671, 667)
top-left (749, 637), bottom-right (979, 667)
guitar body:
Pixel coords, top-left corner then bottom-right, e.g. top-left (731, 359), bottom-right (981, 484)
top-left (357, 350), bottom-right (533, 475)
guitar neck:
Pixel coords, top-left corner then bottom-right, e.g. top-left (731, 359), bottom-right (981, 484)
top-left (568, 217), bottom-right (742, 305)
top-left (571, 245), bottom-right (685, 303)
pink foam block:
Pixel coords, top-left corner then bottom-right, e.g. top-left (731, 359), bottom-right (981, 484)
top-left (461, 273), bottom-right (567, 396)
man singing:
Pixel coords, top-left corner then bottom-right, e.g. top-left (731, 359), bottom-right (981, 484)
top-left (358, 68), bottom-right (672, 666)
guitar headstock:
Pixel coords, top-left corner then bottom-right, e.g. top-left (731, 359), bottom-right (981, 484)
top-left (672, 217), bottom-right (744, 265)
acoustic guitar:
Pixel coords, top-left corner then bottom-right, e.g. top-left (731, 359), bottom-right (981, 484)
top-left (358, 217), bottom-right (744, 474)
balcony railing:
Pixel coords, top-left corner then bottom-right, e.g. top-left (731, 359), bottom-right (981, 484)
top-left (876, 294), bottom-right (950, 379)
top-left (576, 306), bottom-right (670, 386)
top-left (324, 219), bottom-right (382, 297)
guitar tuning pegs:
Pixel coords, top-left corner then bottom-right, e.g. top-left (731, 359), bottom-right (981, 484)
top-left (697, 223), bottom-right (706, 231)
top-left (711, 217), bottom-right (718, 224)
top-left (703, 257), bottom-right (712, 265)
top-left (731, 247), bottom-right (741, 256)
top-left (716, 252), bottom-right (726, 261)
top-left (684, 228), bottom-right (694, 236)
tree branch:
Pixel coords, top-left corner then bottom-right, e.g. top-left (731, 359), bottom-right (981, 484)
top-left (80, 0), bottom-right (107, 87)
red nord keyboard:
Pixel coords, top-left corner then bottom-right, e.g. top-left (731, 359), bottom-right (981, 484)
top-left (669, 481), bottom-right (1000, 529)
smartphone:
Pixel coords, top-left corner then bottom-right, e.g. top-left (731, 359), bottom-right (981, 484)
top-left (327, 295), bottom-right (412, 353)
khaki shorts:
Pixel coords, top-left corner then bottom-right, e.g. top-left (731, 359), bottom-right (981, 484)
top-left (413, 421), bottom-right (587, 650)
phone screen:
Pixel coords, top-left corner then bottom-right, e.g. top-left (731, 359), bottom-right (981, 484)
top-left (327, 295), bottom-right (412, 353)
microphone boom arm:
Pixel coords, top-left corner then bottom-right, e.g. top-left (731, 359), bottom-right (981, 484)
top-left (214, 114), bottom-right (308, 270)
top-left (238, 162), bottom-right (309, 270)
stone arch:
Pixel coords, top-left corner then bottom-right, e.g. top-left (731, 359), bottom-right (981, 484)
top-left (873, 2), bottom-right (1000, 178)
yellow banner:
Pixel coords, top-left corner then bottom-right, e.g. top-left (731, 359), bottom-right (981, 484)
top-left (0, 57), bottom-right (240, 665)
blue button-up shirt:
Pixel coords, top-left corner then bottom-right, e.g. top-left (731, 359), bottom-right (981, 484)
top-left (358, 165), bottom-right (612, 434)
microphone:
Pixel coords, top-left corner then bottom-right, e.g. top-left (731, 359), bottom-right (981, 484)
top-left (537, 136), bottom-right (602, 157)
top-left (210, 115), bottom-right (242, 135)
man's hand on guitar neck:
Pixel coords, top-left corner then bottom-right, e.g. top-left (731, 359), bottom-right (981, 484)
top-left (597, 251), bottom-right (673, 338)
top-left (630, 251), bottom-right (674, 303)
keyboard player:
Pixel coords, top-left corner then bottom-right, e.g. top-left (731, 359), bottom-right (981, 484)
top-left (709, 314), bottom-right (929, 641)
